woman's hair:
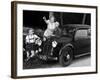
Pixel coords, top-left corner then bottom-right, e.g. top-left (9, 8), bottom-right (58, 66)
top-left (49, 15), bottom-right (56, 22)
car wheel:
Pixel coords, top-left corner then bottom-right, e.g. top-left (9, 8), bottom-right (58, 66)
top-left (59, 47), bottom-right (73, 67)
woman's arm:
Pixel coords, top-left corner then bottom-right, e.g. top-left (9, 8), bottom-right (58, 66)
top-left (43, 16), bottom-right (49, 24)
top-left (54, 22), bottom-right (60, 32)
top-left (55, 22), bottom-right (59, 27)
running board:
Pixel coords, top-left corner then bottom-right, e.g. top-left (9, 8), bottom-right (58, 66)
top-left (75, 52), bottom-right (90, 58)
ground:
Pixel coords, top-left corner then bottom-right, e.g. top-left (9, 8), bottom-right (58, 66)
top-left (23, 53), bottom-right (91, 69)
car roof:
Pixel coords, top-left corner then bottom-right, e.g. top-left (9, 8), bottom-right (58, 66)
top-left (63, 24), bottom-right (90, 29)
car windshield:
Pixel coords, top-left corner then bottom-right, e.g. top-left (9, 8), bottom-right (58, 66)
top-left (62, 27), bottom-right (75, 37)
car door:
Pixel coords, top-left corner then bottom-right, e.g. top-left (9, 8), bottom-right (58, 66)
top-left (74, 28), bottom-right (90, 55)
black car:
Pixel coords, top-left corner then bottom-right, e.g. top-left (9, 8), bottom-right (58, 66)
top-left (37, 24), bottom-right (91, 66)
top-left (23, 24), bottom-right (91, 67)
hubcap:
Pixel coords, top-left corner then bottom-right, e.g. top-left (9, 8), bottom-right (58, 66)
top-left (63, 52), bottom-right (70, 62)
top-left (66, 54), bottom-right (70, 60)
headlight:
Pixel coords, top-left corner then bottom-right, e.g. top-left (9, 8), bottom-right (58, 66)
top-left (52, 41), bottom-right (57, 48)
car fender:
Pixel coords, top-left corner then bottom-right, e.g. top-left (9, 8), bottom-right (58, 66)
top-left (59, 43), bottom-right (74, 56)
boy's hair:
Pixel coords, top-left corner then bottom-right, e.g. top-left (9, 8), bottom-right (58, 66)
top-left (28, 29), bottom-right (34, 34)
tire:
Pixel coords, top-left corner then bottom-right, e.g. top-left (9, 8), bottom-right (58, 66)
top-left (59, 47), bottom-right (73, 67)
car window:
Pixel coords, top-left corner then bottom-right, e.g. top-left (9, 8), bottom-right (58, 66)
top-left (75, 29), bottom-right (88, 40)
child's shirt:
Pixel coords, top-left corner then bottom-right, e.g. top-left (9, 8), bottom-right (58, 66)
top-left (26, 34), bottom-right (39, 44)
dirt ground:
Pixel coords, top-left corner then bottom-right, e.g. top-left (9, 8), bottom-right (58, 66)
top-left (23, 54), bottom-right (91, 69)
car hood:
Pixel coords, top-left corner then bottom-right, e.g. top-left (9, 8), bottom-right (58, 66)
top-left (56, 36), bottom-right (72, 43)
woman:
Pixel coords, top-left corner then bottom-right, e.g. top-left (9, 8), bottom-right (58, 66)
top-left (43, 15), bottom-right (59, 38)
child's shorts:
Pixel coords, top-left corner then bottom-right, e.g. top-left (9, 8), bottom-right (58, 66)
top-left (26, 43), bottom-right (39, 52)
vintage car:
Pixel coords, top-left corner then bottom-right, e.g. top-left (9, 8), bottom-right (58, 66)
top-left (36, 24), bottom-right (91, 66)
top-left (23, 24), bottom-right (91, 67)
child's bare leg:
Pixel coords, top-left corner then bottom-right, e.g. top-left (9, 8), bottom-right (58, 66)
top-left (43, 37), bottom-right (46, 41)
top-left (38, 48), bottom-right (42, 52)
top-left (26, 51), bottom-right (30, 61)
top-left (35, 50), bottom-right (38, 54)
top-left (30, 50), bottom-right (35, 57)
top-left (26, 51), bottom-right (29, 58)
